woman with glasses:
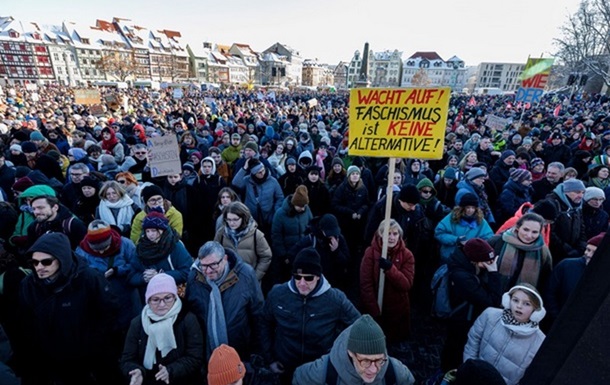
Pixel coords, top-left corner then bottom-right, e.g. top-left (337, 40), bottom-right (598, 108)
top-left (96, 180), bottom-right (141, 237)
top-left (360, 219), bottom-right (415, 344)
top-left (121, 273), bottom-right (204, 385)
top-left (213, 187), bottom-right (240, 232)
top-left (130, 185), bottom-right (184, 245)
top-left (214, 202), bottom-right (271, 281)
top-left (115, 172), bottom-right (145, 209)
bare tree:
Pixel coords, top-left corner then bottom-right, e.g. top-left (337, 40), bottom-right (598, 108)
top-left (554, 0), bottom-right (610, 87)
top-left (95, 50), bottom-right (138, 82)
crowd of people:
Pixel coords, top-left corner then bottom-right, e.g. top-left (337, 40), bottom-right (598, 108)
top-left (0, 82), bottom-right (608, 385)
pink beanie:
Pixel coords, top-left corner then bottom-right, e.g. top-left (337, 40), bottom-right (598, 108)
top-left (145, 273), bottom-right (178, 303)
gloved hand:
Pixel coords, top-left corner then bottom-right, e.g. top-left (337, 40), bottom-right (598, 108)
top-left (270, 361), bottom-right (285, 374)
top-left (457, 236), bottom-right (467, 245)
top-left (378, 257), bottom-right (392, 271)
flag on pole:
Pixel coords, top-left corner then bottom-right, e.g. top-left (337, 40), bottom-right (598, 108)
top-left (467, 96), bottom-right (476, 106)
top-left (453, 108), bottom-right (464, 129)
top-left (553, 104), bottom-right (561, 117)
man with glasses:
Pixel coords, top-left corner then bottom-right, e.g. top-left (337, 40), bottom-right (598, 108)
top-left (293, 314), bottom-right (415, 384)
top-left (60, 162), bottom-right (89, 210)
top-left (184, 241), bottom-right (263, 360)
top-left (16, 232), bottom-right (118, 385)
top-left (261, 248), bottom-right (359, 384)
top-left (121, 144), bottom-right (150, 182)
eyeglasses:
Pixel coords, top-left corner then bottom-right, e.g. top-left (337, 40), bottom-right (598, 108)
top-left (590, 198), bottom-right (605, 202)
top-left (28, 258), bottom-right (55, 267)
top-left (70, 173), bottom-right (83, 177)
top-left (420, 190), bottom-right (433, 194)
top-left (293, 274), bottom-right (316, 282)
top-left (135, 151), bottom-right (147, 155)
top-left (352, 354), bottom-right (388, 369)
top-left (200, 258), bottom-right (223, 271)
top-left (148, 197), bottom-right (164, 205)
top-left (149, 294), bottom-right (175, 305)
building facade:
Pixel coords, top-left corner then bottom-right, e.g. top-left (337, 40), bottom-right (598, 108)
top-left (261, 42), bottom-right (303, 86)
top-left (472, 62), bottom-right (526, 92)
top-left (400, 52), bottom-right (467, 91)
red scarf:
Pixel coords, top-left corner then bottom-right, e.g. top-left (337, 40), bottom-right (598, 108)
top-left (101, 129), bottom-right (119, 152)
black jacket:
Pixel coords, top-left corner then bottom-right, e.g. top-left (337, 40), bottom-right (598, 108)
top-left (26, 204), bottom-right (87, 250)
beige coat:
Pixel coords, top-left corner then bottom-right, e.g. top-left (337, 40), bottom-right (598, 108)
top-left (215, 222), bottom-right (272, 281)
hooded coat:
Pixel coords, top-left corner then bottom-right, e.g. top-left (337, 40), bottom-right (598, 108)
top-left (271, 196), bottom-right (313, 259)
top-left (496, 179), bottom-right (533, 224)
top-left (546, 184), bottom-right (587, 264)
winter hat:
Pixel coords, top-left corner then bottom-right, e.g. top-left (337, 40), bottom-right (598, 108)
top-left (86, 220), bottom-right (113, 252)
top-left (285, 157), bottom-right (297, 166)
top-left (318, 214), bottom-right (341, 238)
top-left (292, 247), bottom-right (322, 276)
top-left (530, 157), bottom-right (544, 169)
top-left (207, 344), bottom-right (246, 385)
top-left (551, 132), bottom-right (563, 140)
top-left (562, 179), bottom-right (586, 193)
top-left (416, 178), bottom-right (435, 194)
top-left (588, 232), bottom-right (605, 247)
top-left (459, 193), bottom-right (479, 208)
top-left (502, 284), bottom-right (546, 323)
top-left (12, 176), bottom-right (34, 193)
top-left (80, 176), bottom-right (101, 190)
top-left (291, 185), bottom-right (309, 207)
top-left (347, 315), bottom-right (386, 355)
top-left (584, 187), bottom-right (605, 202)
top-left (182, 162), bottom-right (195, 172)
top-left (331, 157), bottom-right (344, 168)
top-left (443, 167), bottom-right (457, 180)
top-left (523, 137), bottom-right (533, 146)
top-left (68, 147), bottom-right (87, 161)
top-left (141, 185), bottom-right (164, 203)
top-left (230, 133), bottom-right (241, 140)
top-left (9, 144), bottom-right (22, 153)
top-left (500, 150), bottom-right (516, 161)
top-left (47, 150), bottom-right (61, 162)
top-left (143, 211), bottom-right (169, 231)
top-left (510, 168), bottom-right (532, 183)
top-left (21, 141), bottom-right (37, 153)
top-left (244, 141), bottom-right (258, 153)
top-left (100, 154), bottom-right (116, 166)
top-left (532, 199), bottom-right (559, 221)
top-left (249, 160), bottom-right (264, 175)
top-left (15, 166), bottom-right (32, 179)
top-left (347, 165), bottom-right (360, 177)
top-left (30, 131), bottom-right (45, 141)
top-left (145, 273), bottom-right (178, 303)
top-left (454, 359), bottom-right (507, 385)
top-left (465, 167), bottom-right (486, 181)
top-left (399, 184), bottom-right (420, 204)
top-left (464, 238), bottom-right (495, 263)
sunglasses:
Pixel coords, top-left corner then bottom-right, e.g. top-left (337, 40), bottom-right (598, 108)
top-left (29, 258), bottom-right (55, 267)
top-left (421, 190), bottom-right (433, 194)
top-left (293, 274), bottom-right (316, 282)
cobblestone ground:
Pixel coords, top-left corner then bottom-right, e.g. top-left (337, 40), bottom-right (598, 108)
top-left (389, 306), bottom-right (448, 385)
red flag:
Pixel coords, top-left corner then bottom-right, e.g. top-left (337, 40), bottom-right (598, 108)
top-left (553, 104), bottom-right (561, 117)
top-left (467, 96), bottom-right (476, 106)
top-left (453, 108), bottom-right (464, 129)
top-left (524, 102), bottom-right (531, 110)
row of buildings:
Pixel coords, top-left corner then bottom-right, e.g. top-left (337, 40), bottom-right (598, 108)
top-left (0, 15), bottom-right (532, 93)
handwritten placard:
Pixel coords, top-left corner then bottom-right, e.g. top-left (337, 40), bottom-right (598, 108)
top-left (147, 135), bottom-right (181, 177)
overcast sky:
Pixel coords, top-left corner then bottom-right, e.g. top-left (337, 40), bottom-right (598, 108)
top-left (6, 0), bottom-right (582, 66)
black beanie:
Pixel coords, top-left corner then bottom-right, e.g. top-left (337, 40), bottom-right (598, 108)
top-left (532, 199), bottom-right (559, 221)
top-left (454, 359), bottom-right (507, 385)
top-left (292, 247), bottom-right (322, 276)
top-left (399, 184), bottom-right (420, 204)
top-left (459, 193), bottom-right (479, 208)
top-left (141, 184), bottom-right (164, 203)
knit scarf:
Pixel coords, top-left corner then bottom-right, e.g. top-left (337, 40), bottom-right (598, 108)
top-left (498, 229), bottom-right (543, 288)
top-left (206, 266), bottom-right (230, 356)
top-left (136, 228), bottom-right (178, 265)
top-left (97, 196), bottom-right (135, 231)
top-left (470, 180), bottom-right (492, 220)
top-left (591, 177), bottom-right (610, 189)
top-left (141, 298), bottom-right (183, 369)
top-left (225, 218), bottom-right (254, 247)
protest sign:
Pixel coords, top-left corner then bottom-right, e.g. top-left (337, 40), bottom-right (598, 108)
top-left (348, 87), bottom-right (450, 159)
top-left (485, 115), bottom-right (510, 131)
top-left (515, 58), bottom-right (554, 103)
top-left (74, 89), bottom-right (101, 105)
top-left (25, 83), bottom-right (38, 91)
top-left (173, 88), bottom-right (183, 99)
top-left (89, 104), bottom-right (105, 116)
top-left (307, 98), bottom-right (318, 108)
top-left (147, 135), bottom-right (181, 177)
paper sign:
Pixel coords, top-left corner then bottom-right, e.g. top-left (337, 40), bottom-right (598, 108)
top-left (485, 115), bottom-right (510, 131)
top-left (147, 135), bottom-right (181, 177)
top-left (26, 83), bottom-right (38, 91)
top-left (307, 98), bottom-right (318, 108)
top-left (348, 87), bottom-right (450, 159)
top-left (173, 89), bottom-right (183, 99)
top-left (90, 104), bottom-right (105, 116)
top-left (104, 94), bottom-right (120, 110)
top-left (74, 89), bottom-right (101, 105)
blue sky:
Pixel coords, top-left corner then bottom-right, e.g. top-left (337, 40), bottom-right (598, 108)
top-left (6, 0), bottom-right (582, 66)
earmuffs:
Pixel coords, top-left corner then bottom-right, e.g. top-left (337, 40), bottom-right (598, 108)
top-left (502, 285), bottom-right (547, 323)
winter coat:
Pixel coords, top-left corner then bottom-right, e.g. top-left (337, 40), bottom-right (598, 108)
top-left (215, 221), bottom-right (272, 281)
top-left (463, 308), bottom-right (545, 385)
top-left (271, 197), bottom-right (313, 259)
top-left (496, 180), bottom-right (532, 224)
top-left (185, 249), bottom-right (264, 360)
top-left (130, 204), bottom-right (183, 244)
top-left (302, 179), bottom-right (331, 217)
top-left (331, 180), bottom-right (369, 231)
top-left (489, 161), bottom-right (512, 192)
top-left (120, 307), bottom-right (204, 385)
top-left (546, 257), bottom-right (587, 319)
top-left (531, 177), bottom-right (559, 203)
top-left (435, 214), bottom-right (494, 262)
top-left (455, 179), bottom-right (495, 224)
top-left (232, 167), bottom-right (284, 228)
top-left (10, 184), bottom-right (54, 250)
top-left (360, 235), bottom-right (415, 342)
top-left (260, 277), bottom-right (360, 371)
top-left (292, 324), bottom-right (416, 385)
top-left (582, 204), bottom-right (609, 239)
top-left (129, 236), bottom-right (192, 288)
top-left (26, 204), bottom-right (87, 250)
top-left (17, 233), bottom-right (119, 384)
top-left (546, 185), bottom-right (587, 264)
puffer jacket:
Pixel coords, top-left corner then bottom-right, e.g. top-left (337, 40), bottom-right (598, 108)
top-left (463, 307), bottom-right (545, 385)
top-left (434, 213), bottom-right (494, 262)
top-left (271, 197), bottom-right (313, 259)
top-left (214, 220), bottom-right (272, 281)
top-left (260, 276), bottom-right (359, 371)
top-left (232, 167), bottom-right (284, 228)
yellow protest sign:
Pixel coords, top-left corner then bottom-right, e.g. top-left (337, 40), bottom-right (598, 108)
top-left (348, 87), bottom-right (450, 159)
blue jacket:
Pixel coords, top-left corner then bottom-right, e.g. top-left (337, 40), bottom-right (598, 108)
top-left (184, 249), bottom-right (264, 360)
top-left (496, 180), bottom-right (532, 223)
top-left (129, 240), bottom-right (192, 287)
top-left (434, 213), bottom-right (494, 262)
top-left (232, 168), bottom-right (284, 227)
top-left (260, 277), bottom-right (360, 371)
top-left (271, 197), bottom-right (313, 258)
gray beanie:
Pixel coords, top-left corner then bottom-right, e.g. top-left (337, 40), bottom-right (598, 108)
top-left (584, 187), bottom-right (605, 201)
top-left (465, 167), bottom-right (486, 181)
top-left (347, 315), bottom-right (386, 355)
top-left (563, 179), bottom-right (586, 193)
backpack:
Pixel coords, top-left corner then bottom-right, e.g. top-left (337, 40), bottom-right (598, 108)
top-left (326, 356), bottom-right (396, 385)
top-left (430, 264), bottom-right (472, 320)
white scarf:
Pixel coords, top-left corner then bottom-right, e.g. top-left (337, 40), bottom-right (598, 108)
top-left (141, 298), bottom-right (183, 369)
top-left (98, 195), bottom-right (135, 231)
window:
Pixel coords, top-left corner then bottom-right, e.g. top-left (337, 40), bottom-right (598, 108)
top-left (53, 53), bottom-right (59, 61)
top-left (9, 31), bottom-right (19, 38)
